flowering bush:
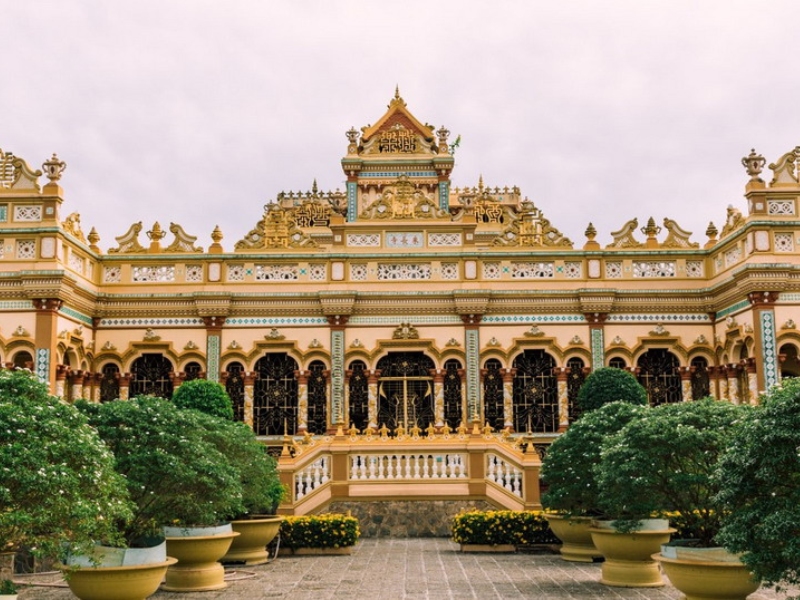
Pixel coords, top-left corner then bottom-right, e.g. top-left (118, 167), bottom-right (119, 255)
top-left (576, 367), bottom-right (647, 412)
top-left (0, 370), bottom-right (133, 558)
top-left (279, 514), bottom-right (360, 550)
top-left (451, 510), bottom-right (559, 546)
top-left (171, 379), bottom-right (234, 421)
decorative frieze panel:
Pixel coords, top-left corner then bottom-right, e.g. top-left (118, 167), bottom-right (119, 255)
top-left (346, 233), bottom-right (380, 247)
top-left (255, 264), bottom-right (298, 281)
top-left (227, 264), bottom-right (245, 282)
top-left (132, 265), bottom-right (175, 282)
top-left (68, 252), bottom-right (85, 275)
top-left (386, 232), bottom-right (424, 248)
top-left (588, 259), bottom-right (600, 279)
top-left (103, 266), bottom-right (121, 283)
top-left (376, 263), bottom-right (431, 280)
top-left (13, 205), bottom-right (42, 222)
top-left (16, 240), bottom-right (35, 259)
top-left (564, 262), bottom-right (582, 279)
top-left (632, 261), bottom-right (675, 278)
top-left (767, 199), bottom-right (795, 215)
top-left (605, 261), bottom-right (622, 279)
top-left (428, 232), bottom-right (462, 246)
top-left (774, 233), bottom-right (794, 252)
top-left (724, 246), bottom-right (741, 267)
top-left (309, 263), bottom-right (327, 281)
top-left (483, 262), bottom-right (501, 279)
top-left (441, 263), bottom-right (459, 280)
top-left (511, 262), bottom-right (554, 279)
top-left (685, 260), bottom-right (704, 278)
top-left (350, 264), bottom-right (368, 281)
top-left (185, 265), bottom-right (203, 282)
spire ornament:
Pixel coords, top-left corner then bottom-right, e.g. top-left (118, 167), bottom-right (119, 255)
top-left (42, 153), bottom-right (66, 183)
top-left (742, 148), bottom-right (766, 183)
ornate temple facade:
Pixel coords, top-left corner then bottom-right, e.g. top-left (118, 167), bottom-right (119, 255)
top-left (2, 92), bottom-right (800, 443)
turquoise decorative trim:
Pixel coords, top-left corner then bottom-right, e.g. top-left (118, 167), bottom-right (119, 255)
top-left (482, 315), bottom-right (587, 324)
top-left (347, 181), bottom-right (357, 223)
top-left (591, 329), bottom-right (604, 371)
top-left (226, 317), bottom-right (328, 326)
top-left (760, 310), bottom-right (779, 389)
top-left (0, 205), bottom-right (7, 222)
top-left (438, 181), bottom-right (450, 212)
top-left (98, 317), bottom-right (205, 327)
top-left (349, 315), bottom-right (462, 325)
top-left (607, 314), bottom-right (711, 323)
top-left (35, 348), bottom-right (49, 383)
top-left (358, 171), bottom-right (437, 178)
top-left (60, 305), bottom-right (93, 326)
top-left (778, 293), bottom-right (800, 302)
top-left (0, 300), bottom-right (34, 311)
top-left (716, 300), bottom-right (751, 320)
top-left (206, 335), bottom-right (220, 383)
top-left (466, 328), bottom-right (479, 420)
top-left (331, 329), bottom-right (344, 424)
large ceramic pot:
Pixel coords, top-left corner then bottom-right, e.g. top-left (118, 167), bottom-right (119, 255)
top-left (163, 524), bottom-right (239, 592)
top-left (589, 519), bottom-right (675, 588)
top-left (223, 516), bottom-right (283, 565)
top-left (654, 547), bottom-right (760, 600)
top-left (544, 514), bottom-right (603, 563)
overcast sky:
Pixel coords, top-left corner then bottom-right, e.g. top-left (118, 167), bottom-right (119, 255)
top-left (2, 1), bottom-right (799, 251)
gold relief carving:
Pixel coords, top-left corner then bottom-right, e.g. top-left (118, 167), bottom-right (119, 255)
top-left (523, 325), bottom-right (545, 337)
top-left (694, 334), bottom-right (709, 345)
top-left (143, 328), bottom-right (161, 341)
top-left (768, 147), bottom-right (799, 186)
top-left (569, 335), bottom-right (583, 345)
top-left (265, 328), bottom-right (285, 340)
top-left (62, 212), bottom-right (87, 242)
top-left (744, 323), bottom-right (753, 334)
top-left (486, 337), bottom-right (501, 347)
top-left (661, 218), bottom-right (699, 248)
top-left (165, 223), bottom-right (203, 253)
top-left (445, 338), bottom-right (461, 347)
top-left (610, 336), bottom-right (626, 346)
top-left (649, 323), bottom-right (670, 336)
top-left (235, 204), bottom-right (317, 250)
top-left (360, 175), bottom-right (447, 220)
top-left (474, 198), bottom-right (505, 223)
top-left (725, 316), bottom-right (738, 330)
top-left (378, 124), bottom-right (418, 154)
top-left (720, 206), bottom-right (745, 238)
top-left (782, 319), bottom-right (796, 330)
top-left (606, 218), bottom-right (643, 248)
top-left (12, 326), bottom-right (29, 337)
top-left (294, 200), bottom-right (332, 228)
top-left (493, 201), bottom-right (572, 248)
top-left (184, 341), bottom-right (199, 350)
top-left (101, 341), bottom-right (117, 351)
top-left (108, 222), bottom-right (146, 254)
top-left (58, 329), bottom-right (69, 339)
top-left (350, 339), bottom-right (364, 348)
top-left (392, 322), bottom-right (419, 339)
top-left (228, 340), bottom-right (242, 350)
top-left (308, 339), bottom-right (322, 349)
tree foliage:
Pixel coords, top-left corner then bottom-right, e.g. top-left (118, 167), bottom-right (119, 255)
top-left (171, 379), bottom-right (234, 420)
top-left (576, 367), bottom-right (648, 412)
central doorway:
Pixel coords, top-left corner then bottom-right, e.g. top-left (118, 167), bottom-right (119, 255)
top-left (376, 352), bottom-right (434, 430)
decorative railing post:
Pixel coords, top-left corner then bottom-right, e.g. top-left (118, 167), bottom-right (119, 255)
top-left (521, 443), bottom-right (542, 510)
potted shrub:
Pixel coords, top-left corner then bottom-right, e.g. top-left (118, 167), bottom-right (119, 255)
top-left (0, 579), bottom-right (17, 600)
top-left (715, 378), bottom-right (800, 597)
top-left (541, 401), bottom-right (648, 562)
top-left (279, 514), bottom-right (360, 555)
top-left (595, 398), bottom-right (755, 594)
top-left (78, 395), bottom-right (246, 592)
top-left (0, 370), bottom-right (168, 600)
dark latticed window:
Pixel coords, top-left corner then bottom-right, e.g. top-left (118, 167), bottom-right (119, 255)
top-left (512, 350), bottom-right (558, 433)
top-left (608, 357), bottom-right (626, 369)
top-left (348, 361), bottom-right (369, 431)
top-left (376, 352), bottom-right (434, 430)
top-left (443, 359), bottom-right (463, 429)
top-left (780, 343), bottom-right (800, 378)
top-left (13, 350), bottom-right (33, 369)
top-left (254, 353), bottom-right (298, 435)
top-left (637, 349), bottom-right (682, 405)
top-left (566, 357), bottom-right (586, 423)
top-left (100, 363), bottom-right (120, 402)
top-left (690, 357), bottom-right (711, 400)
top-left (307, 360), bottom-right (327, 434)
top-left (129, 353), bottom-right (174, 399)
top-left (483, 359), bottom-right (504, 431)
top-left (184, 362), bottom-right (202, 381)
top-left (225, 362), bottom-right (245, 422)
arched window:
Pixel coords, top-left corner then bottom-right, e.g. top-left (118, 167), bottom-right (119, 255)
top-left (348, 360), bottom-right (368, 431)
top-left (12, 350), bottom-right (33, 369)
top-left (376, 352), bottom-right (434, 430)
top-left (690, 357), bottom-right (711, 400)
top-left (482, 359), bottom-right (504, 431)
top-left (443, 359), bottom-right (463, 429)
top-left (129, 354), bottom-right (174, 399)
top-left (608, 357), bottom-right (626, 369)
top-left (780, 344), bottom-right (800, 378)
top-left (225, 362), bottom-right (245, 422)
top-left (566, 357), bottom-right (586, 423)
top-left (100, 363), bottom-right (120, 402)
top-left (307, 360), bottom-right (327, 434)
top-left (184, 362), bottom-right (203, 381)
top-left (512, 350), bottom-right (558, 433)
top-left (636, 349), bottom-right (681, 405)
top-left (254, 353), bottom-right (298, 435)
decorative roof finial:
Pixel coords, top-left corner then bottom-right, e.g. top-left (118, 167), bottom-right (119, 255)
top-left (42, 153), bottom-right (66, 183)
top-left (741, 148), bottom-right (766, 183)
top-left (395, 84), bottom-right (400, 100)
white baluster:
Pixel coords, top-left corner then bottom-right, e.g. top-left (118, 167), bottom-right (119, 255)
top-left (321, 457), bottom-right (330, 483)
top-left (413, 455), bottom-right (421, 479)
top-left (369, 455), bottom-right (377, 480)
top-left (313, 462), bottom-right (321, 487)
top-left (513, 469), bottom-right (521, 496)
top-left (487, 455), bottom-right (497, 482)
top-left (351, 456), bottom-right (358, 480)
top-left (296, 477), bottom-right (304, 500)
top-left (504, 462), bottom-right (513, 491)
top-left (404, 455), bottom-right (412, 478)
top-left (432, 455), bottom-right (441, 478)
top-left (359, 455), bottom-right (367, 479)
top-left (422, 455), bottom-right (430, 478)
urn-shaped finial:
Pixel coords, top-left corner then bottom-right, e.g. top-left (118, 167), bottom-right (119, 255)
top-left (741, 148), bottom-right (766, 182)
top-left (42, 153), bottom-right (66, 182)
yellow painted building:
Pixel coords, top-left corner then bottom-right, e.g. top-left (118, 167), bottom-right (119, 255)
top-left (2, 92), bottom-right (799, 441)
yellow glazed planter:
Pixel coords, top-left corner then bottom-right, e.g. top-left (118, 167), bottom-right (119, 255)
top-left (544, 514), bottom-right (603, 563)
top-left (163, 525), bottom-right (239, 592)
top-left (286, 546), bottom-right (353, 555)
top-left (62, 558), bottom-right (177, 600)
top-left (223, 516), bottom-right (283, 565)
top-left (589, 519), bottom-right (675, 588)
top-left (654, 548), bottom-right (760, 600)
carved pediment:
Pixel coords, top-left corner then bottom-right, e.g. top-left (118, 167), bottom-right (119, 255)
top-left (165, 222), bottom-right (203, 253)
top-left (108, 222), bottom-right (146, 254)
top-left (661, 218), bottom-right (698, 249)
top-left (235, 204), bottom-right (317, 250)
top-left (360, 175), bottom-right (449, 220)
top-left (606, 218), bottom-right (643, 249)
top-left (0, 148), bottom-right (42, 193)
top-left (358, 90), bottom-right (438, 157)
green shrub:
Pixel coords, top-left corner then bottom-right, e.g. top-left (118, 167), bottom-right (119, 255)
top-left (576, 367), bottom-right (647, 412)
top-left (172, 379), bottom-right (234, 420)
top-left (0, 579), bottom-right (18, 594)
top-left (451, 510), bottom-right (558, 546)
top-left (279, 514), bottom-right (360, 550)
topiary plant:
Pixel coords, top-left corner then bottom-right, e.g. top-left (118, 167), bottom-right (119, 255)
top-left (715, 378), bottom-right (800, 595)
top-left (171, 379), bottom-right (234, 420)
top-left (541, 401), bottom-right (649, 517)
top-left (595, 398), bottom-right (750, 542)
top-left (576, 367), bottom-right (648, 412)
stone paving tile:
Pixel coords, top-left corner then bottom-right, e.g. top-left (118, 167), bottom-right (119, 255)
top-left (13, 538), bottom-right (800, 599)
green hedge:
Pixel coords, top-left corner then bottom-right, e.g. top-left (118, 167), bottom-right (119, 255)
top-left (451, 510), bottom-right (559, 546)
top-left (280, 514), bottom-right (360, 550)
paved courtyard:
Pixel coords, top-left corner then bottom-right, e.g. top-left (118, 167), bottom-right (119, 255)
top-left (14, 538), bottom-right (796, 599)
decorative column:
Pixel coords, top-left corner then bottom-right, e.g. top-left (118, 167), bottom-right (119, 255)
top-left (585, 313), bottom-right (608, 371)
top-left (119, 373), bottom-right (131, 401)
top-left (748, 291), bottom-right (780, 391)
top-left (554, 367), bottom-right (569, 432)
top-left (458, 367), bottom-right (467, 425)
top-left (744, 358), bottom-right (758, 405)
top-left (460, 314), bottom-right (483, 425)
top-left (32, 298), bottom-right (62, 386)
top-left (343, 369), bottom-right (352, 427)
top-left (726, 364), bottom-right (739, 404)
top-left (295, 370), bottom-right (309, 433)
top-left (346, 180), bottom-right (358, 222)
top-left (171, 372), bottom-right (183, 392)
top-left (430, 368), bottom-right (445, 427)
top-left (679, 366), bottom-right (692, 401)
top-left (327, 315), bottom-right (348, 426)
top-left (716, 366), bottom-right (727, 401)
top-left (82, 372), bottom-right (93, 401)
top-left (55, 365), bottom-right (68, 400)
top-left (367, 369), bottom-right (381, 429)
top-left (243, 371), bottom-right (256, 428)
top-left (71, 369), bottom-right (84, 402)
top-left (202, 316), bottom-right (226, 383)
top-left (501, 368), bottom-right (516, 429)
